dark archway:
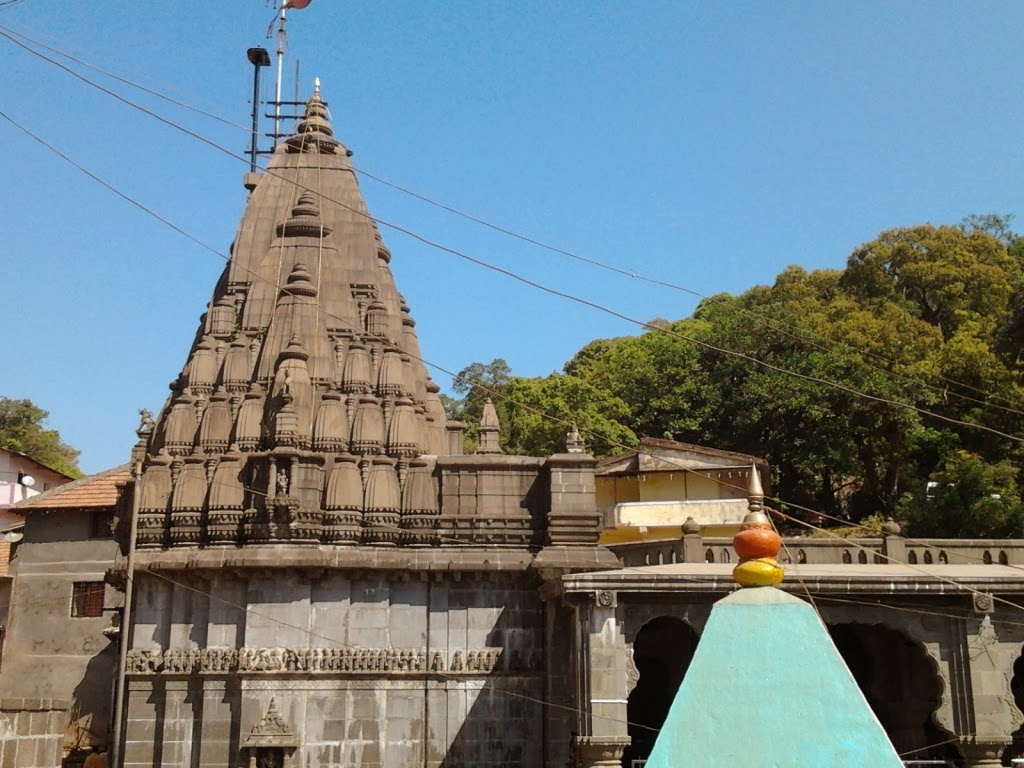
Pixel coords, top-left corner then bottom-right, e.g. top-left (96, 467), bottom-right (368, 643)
top-left (1004, 643), bottom-right (1024, 761)
top-left (829, 623), bottom-right (957, 762)
top-left (621, 616), bottom-right (699, 768)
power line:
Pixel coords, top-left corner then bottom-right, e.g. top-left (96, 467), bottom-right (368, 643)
top-left (3, 20), bottom-right (1023, 420)
top-left (4, 33), bottom-right (1021, 449)
top-left (2, 29), bottom-right (1018, 759)
top-left (6, 33), bottom-right (1024, 555)
top-left (8, 96), bottom-right (1024, 591)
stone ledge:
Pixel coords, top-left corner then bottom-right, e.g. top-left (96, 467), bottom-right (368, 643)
top-left (128, 546), bottom-right (542, 573)
top-left (559, 562), bottom-right (1024, 595)
top-left (0, 698), bottom-right (72, 712)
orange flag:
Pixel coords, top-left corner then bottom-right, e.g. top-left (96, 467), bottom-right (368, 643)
top-left (284, 0), bottom-right (312, 8)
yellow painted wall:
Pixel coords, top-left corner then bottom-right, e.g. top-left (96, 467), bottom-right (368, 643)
top-left (596, 475), bottom-right (639, 509)
top-left (598, 522), bottom-right (741, 545)
top-left (598, 470), bottom-right (748, 506)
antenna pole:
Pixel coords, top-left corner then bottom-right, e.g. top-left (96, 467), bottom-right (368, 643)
top-left (249, 58), bottom-right (262, 171)
top-left (274, 1), bottom-right (287, 141)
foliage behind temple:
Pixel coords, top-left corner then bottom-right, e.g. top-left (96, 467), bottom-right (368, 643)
top-left (447, 217), bottom-right (1024, 536)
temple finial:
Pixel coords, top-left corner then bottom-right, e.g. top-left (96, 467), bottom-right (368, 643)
top-left (747, 464), bottom-right (765, 513)
top-left (732, 464), bottom-right (783, 588)
top-left (290, 81), bottom-right (334, 143)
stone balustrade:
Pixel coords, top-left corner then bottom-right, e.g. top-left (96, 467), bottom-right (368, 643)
top-left (610, 533), bottom-right (1024, 568)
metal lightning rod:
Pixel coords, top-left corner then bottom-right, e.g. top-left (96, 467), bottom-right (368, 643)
top-left (274, 0), bottom-right (287, 141)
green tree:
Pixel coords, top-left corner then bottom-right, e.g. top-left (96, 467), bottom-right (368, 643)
top-left (565, 318), bottom-right (719, 442)
top-left (841, 224), bottom-right (1016, 339)
top-left (502, 374), bottom-right (637, 457)
top-left (0, 397), bottom-right (82, 478)
top-left (899, 450), bottom-right (1024, 538)
top-left (446, 217), bottom-right (1024, 535)
top-left (446, 359), bottom-right (513, 452)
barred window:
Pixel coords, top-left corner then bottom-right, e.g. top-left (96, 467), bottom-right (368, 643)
top-left (71, 582), bottom-right (105, 618)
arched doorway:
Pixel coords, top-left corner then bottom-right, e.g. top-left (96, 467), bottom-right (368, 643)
top-left (829, 623), bottom-right (956, 761)
top-left (621, 616), bottom-right (699, 768)
top-left (1004, 644), bottom-right (1024, 761)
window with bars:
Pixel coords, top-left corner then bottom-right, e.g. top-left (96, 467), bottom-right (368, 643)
top-left (71, 582), bottom-right (105, 618)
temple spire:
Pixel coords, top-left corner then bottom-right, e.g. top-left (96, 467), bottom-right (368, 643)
top-left (138, 84), bottom-right (449, 549)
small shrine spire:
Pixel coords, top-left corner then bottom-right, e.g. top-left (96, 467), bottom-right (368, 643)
top-left (475, 398), bottom-right (502, 455)
top-left (296, 80), bottom-right (332, 137)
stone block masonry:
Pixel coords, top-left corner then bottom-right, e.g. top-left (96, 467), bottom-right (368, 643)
top-left (0, 699), bottom-right (70, 768)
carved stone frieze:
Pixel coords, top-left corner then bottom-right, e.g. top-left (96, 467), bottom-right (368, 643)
top-left (126, 646), bottom-right (541, 675)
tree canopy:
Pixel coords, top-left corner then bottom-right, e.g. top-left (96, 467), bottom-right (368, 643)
top-left (0, 397), bottom-right (83, 478)
top-left (444, 216), bottom-right (1024, 537)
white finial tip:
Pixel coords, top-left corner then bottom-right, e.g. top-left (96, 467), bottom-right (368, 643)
top-left (314, 77), bottom-right (321, 94)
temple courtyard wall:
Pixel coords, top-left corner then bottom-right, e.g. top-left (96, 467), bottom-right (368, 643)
top-left (122, 569), bottom-right (549, 768)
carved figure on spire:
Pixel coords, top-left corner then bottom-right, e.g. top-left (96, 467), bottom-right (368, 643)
top-left (137, 409), bottom-right (155, 437)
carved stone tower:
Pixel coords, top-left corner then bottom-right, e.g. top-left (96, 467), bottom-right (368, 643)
top-left (133, 86), bottom-right (449, 551)
top-left (116, 86), bottom-right (616, 768)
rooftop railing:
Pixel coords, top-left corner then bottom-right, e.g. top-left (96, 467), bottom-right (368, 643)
top-left (609, 531), bottom-right (1024, 569)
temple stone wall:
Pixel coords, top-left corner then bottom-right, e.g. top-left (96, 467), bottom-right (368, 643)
top-left (123, 570), bottom-right (548, 768)
top-left (0, 699), bottom-right (70, 768)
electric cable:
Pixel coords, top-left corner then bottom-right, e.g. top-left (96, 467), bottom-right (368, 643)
top-left (4, 22), bottom-right (1019, 765)
top-left (4, 21), bottom-right (1024, 428)
top-left (6, 34), bottom-right (1024, 627)
top-left (2, 41), bottom-right (1021, 451)
top-left (6, 101), bottom-right (1024, 592)
top-left (5, 18), bottom-right (1020, 421)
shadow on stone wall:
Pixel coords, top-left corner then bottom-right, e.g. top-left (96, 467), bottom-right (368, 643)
top-left (438, 597), bottom-right (545, 767)
top-left (68, 643), bottom-right (118, 751)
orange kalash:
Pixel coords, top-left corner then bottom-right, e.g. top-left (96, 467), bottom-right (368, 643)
top-left (732, 511), bottom-right (784, 587)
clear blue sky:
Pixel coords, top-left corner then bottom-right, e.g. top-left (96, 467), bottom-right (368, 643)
top-left (1, 1), bottom-right (1022, 474)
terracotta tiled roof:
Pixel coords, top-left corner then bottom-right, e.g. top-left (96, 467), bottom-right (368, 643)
top-left (15, 464), bottom-right (130, 511)
top-left (599, 437), bottom-right (767, 470)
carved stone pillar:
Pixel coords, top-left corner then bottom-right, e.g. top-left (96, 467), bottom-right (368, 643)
top-left (569, 591), bottom-right (632, 768)
top-left (960, 603), bottom-right (1023, 765)
top-left (682, 516), bottom-right (704, 562)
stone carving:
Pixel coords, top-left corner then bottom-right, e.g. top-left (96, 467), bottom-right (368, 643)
top-left (624, 644), bottom-right (639, 696)
top-left (137, 409), bottom-right (155, 437)
top-left (126, 646), bottom-right (535, 675)
top-left (973, 591), bottom-right (994, 614)
top-left (242, 698), bottom-right (297, 768)
top-left (247, 698), bottom-right (295, 742)
top-left (974, 615), bottom-right (998, 650)
top-left (565, 423), bottom-right (586, 454)
top-left (596, 590), bottom-right (616, 607)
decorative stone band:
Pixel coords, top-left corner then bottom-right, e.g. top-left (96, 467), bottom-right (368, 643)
top-left (126, 646), bottom-right (541, 675)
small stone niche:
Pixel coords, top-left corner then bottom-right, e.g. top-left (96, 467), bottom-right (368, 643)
top-left (242, 699), bottom-right (298, 768)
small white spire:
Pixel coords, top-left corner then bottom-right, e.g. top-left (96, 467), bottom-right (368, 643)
top-left (314, 76), bottom-right (321, 95)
